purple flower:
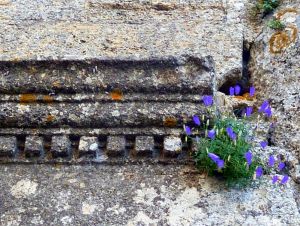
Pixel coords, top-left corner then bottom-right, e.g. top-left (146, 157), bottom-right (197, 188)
top-left (185, 126), bottom-right (192, 135)
top-left (249, 86), bottom-right (255, 97)
top-left (193, 115), bottom-right (201, 126)
top-left (234, 85), bottom-right (241, 95)
top-left (278, 162), bottom-right (285, 171)
top-left (244, 151), bottom-right (252, 166)
top-left (208, 153), bottom-right (220, 163)
top-left (256, 166), bottom-right (263, 178)
top-left (246, 107), bottom-right (253, 117)
top-left (217, 159), bottom-right (225, 169)
top-left (281, 175), bottom-right (289, 184)
top-left (268, 155), bottom-right (275, 167)
top-left (260, 141), bottom-right (268, 149)
top-left (226, 127), bottom-right (236, 140)
top-left (264, 106), bottom-right (272, 117)
top-left (202, 95), bottom-right (213, 106)
top-left (229, 87), bottom-right (235, 96)
top-left (259, 100), bottom-right (269, 112)
top-left (208, 129), bottom-right (216, 139)
top-left (272, 175), bottom-right (279, 184)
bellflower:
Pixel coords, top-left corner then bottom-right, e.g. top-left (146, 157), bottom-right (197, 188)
top-left (185, 126), bottom-right (192, 135)
top-left (193, 115), bottom-right (201, 126)
top-left (217, 159), bottom-right (225, 169)
top-left (256, 166), bottom-right (263, 178)
top-left (208, 153), bottom-right (220, 163)
top-left (268, 155), bottom-right (275, 167)
top-left (249, 86), bottom-right (255, 97)
top-left (281, 175), bottom-right (289, 184)
top-left (234, 85), bottom-right (241, 95)
top-left (244, 151), bottom-right (252, 166)
top-left (229, 87), bottom-right (235, 96)
top-left (259, 100), bottom-right (269, 112)
top-left (208, 129), bottom-right (216, 139)
top-left (226, 127), bottom-right (236, 140)
top-left (278, 162), bottom-right (285, 171)
top-left (246, 107), bottom-right (253, 117)
top-left (272, 175), bottom-right (279, 184)
top-left (203, 95), bottom-right (213, 106)
top-left (260, 141), bottom-right (268, 149)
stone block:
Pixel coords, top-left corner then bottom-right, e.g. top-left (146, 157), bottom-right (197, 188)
top-left (163, 136), bottom-right (182, 156)
top-left (78, 136), bottom-right (99, 157)
top-left (0, 136), bottom-right (17, 157)
top-left (135, 136), bottom-right (154, 157)
top-left (50, 135), bottom-right (72, 158)
top-left (24, 136), bottom-right (44, 157)
top-left (106, 136), bottom-right (126, 157)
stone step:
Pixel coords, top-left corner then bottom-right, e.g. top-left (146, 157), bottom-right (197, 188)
top-left (0, 134), bottom-right (189, 163)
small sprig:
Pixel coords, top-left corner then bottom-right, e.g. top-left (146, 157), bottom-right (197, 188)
top-left (268, 18), bottom-right (285, 30)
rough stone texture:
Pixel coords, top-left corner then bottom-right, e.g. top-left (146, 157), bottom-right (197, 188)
top-left (249, 1), bottom-right (300, 161)
top-left (0, 0), bottom-right (244, 87)
top-left (78, 136), bottom-right (99, 157)
top-left (50, 135), bottom-right (72, 158)
top-left (24, 136), bottom-right (44, 157)
top-left (107, 136), bottom-right (126, 157)
top-left (0, 136), bottom-right (17, 156)
top-left (0, 164), bottom-right (299, 226)
top-left (135, 136), bottom-right (154, 156)
top-left (164, 136), bottom-right (182, 155)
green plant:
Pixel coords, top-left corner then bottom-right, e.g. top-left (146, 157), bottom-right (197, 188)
top-left (268, 18), bottom-right (285, 30)
top-left (256, 0), bottom-right (280, 15)
top-left (184, 86), bottom-right (290, 188)
top-left (193, 117), bottom-right (260, 187)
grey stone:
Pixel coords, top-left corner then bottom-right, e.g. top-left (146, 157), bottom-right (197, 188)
top-left (164, 136), bottom-right (182, 155)
top-left (135, 136), bottom-right (154, 156)
top-left (78, 136), bottom-right (99, 157)
top-left (106, 136), bottom-right (126, 157)
top-left (0, 136), bottom-right (17, 157)
top-left (249, 1), bottom-right (300, 161)
top-left (24, 136), bottom-right (44, 157)
top-left (1, 164), bottom-right (300, 226)
top-left (50, 135), bottom-right (72, 158)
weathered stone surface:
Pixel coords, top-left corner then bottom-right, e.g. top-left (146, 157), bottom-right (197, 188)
top-left (135, 136), bottom-right (154, 156)
top-left (0, 0), bottom-right (244, 87)
top-left (78, 136), bottom-right (99, 157)
top-left (0, 136), bottom-right (17, 156)
top-left (50, 135), bottom-right (72, 158)
top-left (24, 136), bottom-right (44, 157)
top-left (106, 136), bottom-right (126, 156)
top-left (249, 1), bottom-right (300, 161)
top-left (1, 164), bottom-right (300, 225)
top-left (164, 136), bottom-right (182, 155)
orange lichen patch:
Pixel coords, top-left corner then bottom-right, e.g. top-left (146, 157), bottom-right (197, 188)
top-left (110, 88), bottom-right (123, 101)
top-left (46, 114), bottom-right (55, 123)
top-left (43, 95), bottom-right (54, 103)
top-left (286, 25), bottom-right (298, 43)
top-left (269, 31), bottom-right (290, 54)
top-left (19, 94), bottom-right (37, 104)
top-left (269, 26), bottom-right (298, 54)
top-left (276, 8), bottom-right (298, 20)
top-left (163, 117), bottom-right (177, 127)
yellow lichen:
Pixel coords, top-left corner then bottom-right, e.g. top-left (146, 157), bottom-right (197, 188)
top-left (19, 94), bottom-right (37, 104)
top-left (163, 117), bottom-right (177, 127)
top-left (46, 114), bottom-right (55, 122)
top-left (275, 8), bottom-right (298, 20)
top-left (269, 31), bottom-right (290, 54)
top-left (43, 95), bottom-right (54, 103)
